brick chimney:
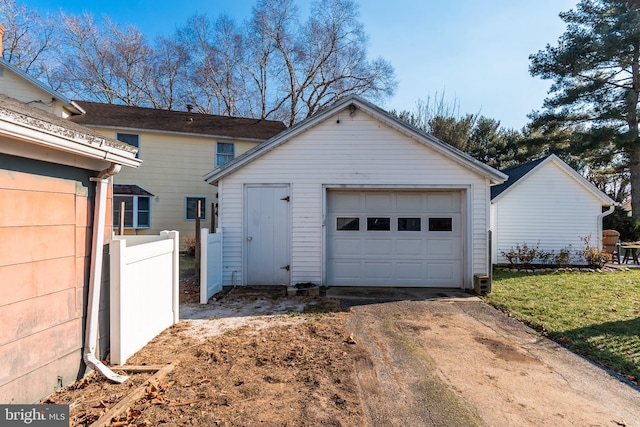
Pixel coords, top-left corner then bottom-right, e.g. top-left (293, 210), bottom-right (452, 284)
top-left (0, 24), bottom-right (4, 56)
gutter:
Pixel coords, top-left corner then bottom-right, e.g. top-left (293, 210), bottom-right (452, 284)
top-left (599, 204), bottom-right (616, 246)
top-left (84, 162), bottom-right (129, 384)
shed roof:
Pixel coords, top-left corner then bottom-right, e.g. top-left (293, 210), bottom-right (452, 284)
top-left (490, 154), bottom-right (615, 205)
top-left (203, 95), bottom-right (508, 185)
top-left (69, 101), bottom-right (287, 141)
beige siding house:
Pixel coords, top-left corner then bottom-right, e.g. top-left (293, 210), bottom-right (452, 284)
top-left (0, 94), bottom-right (140, 403)
top-left (69, 102), bottom-right (286, 247)
top-left (204, 96), bottom-right (506, 290)
top-left (490, 155), bottom-right (615, 264)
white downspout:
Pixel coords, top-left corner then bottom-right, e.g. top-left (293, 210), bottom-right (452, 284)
top-left (598, 204), bottom-right (616, 247)
top-left (84, 163), bottom-right (129, 383)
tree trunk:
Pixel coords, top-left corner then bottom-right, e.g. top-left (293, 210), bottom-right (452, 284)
top-left (630, 150), bottom-right (640, 220)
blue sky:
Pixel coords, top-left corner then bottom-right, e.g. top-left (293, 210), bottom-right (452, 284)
top-left (26, 0), bottom-right (578, 129)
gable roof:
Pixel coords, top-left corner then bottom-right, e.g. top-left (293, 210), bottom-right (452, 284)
top-left (203, 95), bottom-right (508, 185)
top-left (0, 59), bottom-right (84, 115)
top-left (69, 101), bottom-right (287, 141)
top-left (490, 154), bottom-right (615, 205)
top-left (0, 93), bottom-right (140, 168)
top-left (490, 155), bottom-right (549, 200)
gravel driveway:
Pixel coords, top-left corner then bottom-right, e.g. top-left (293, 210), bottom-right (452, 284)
top-left (341, 293), bottom-right (640, 426)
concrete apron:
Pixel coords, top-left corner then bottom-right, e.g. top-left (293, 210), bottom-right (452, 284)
top-left (325, 286), bottom-right (478, 301)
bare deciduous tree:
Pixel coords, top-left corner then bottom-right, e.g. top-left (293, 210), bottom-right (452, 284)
top-left (54, 13), bottom-right (153, 106)
top-left (0, 0), bottom-right (55, 78)
top-left (5, 0), bottom-right (396, 122)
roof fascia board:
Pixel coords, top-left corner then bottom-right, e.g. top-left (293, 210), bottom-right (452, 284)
top-left (82, 124), bottom-right (268, 143)
top-left (491, 154), bottom-right (614, 205)
top-left (0, 116), bottom-right (141, 168)
top-left (204, 96), bottom-right (508, 184)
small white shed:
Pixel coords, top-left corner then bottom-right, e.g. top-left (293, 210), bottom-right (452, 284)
top-left (490, 154), bottom-right (615, 264)
top-left (204, 96), bottom-right (506, 289)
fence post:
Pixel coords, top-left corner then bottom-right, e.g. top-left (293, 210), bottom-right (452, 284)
top-left (109, 238), bottom-right (125, 365)
top-left (161, 230), bottom-right (180, 323)
top-left (195, 200), bottom-right (201, 280)
top-left (200, 228), bottom-right (209, 304)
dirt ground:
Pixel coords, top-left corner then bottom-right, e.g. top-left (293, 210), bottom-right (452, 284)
top-left (45, 281), bottom-right (367, 426)
top-left (43, 276), bottom-right (640, 427)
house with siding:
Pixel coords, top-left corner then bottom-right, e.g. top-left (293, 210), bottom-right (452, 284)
top-left (490, 154), bottom-right (615, 264)
top-left (69, 102), bottom-right (286, 247)
top-left (0, 93), bottom-right (140, 403)
top-left (204, 96), bottom-right (507, 290)
top-left (0, 57), bottom-right (84, 118)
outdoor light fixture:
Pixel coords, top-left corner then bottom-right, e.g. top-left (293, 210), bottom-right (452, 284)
top-left (349, 104), bottom-right (356, 116)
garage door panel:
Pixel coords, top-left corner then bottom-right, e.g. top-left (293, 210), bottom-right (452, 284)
top-left (396, 239), bottom-right (424, 256)
top-left (332, 238), bottom-right (363, 256)
top-left (364, 238), bottom-right (393, 255)
top-left (364, 261), bottom-right (394, 279)
top-left (426, 239), bottom-right (459, 257)
top-left (396, 193), bottom-right (425, 211)
top-left (365, 193), bottom-right (392, 210)
top-left (427, 263), bottom-right (459, 282)
top-left (327, 190), bottom-right (464, 288)
top-left (331, 261), bottom-right (362, 280)
top-left (396, 262), bottom-right (426, 280)
top-left (332, 192), bottom-right (362, 210)
top-left (427, 193), bottom-right (461, 211)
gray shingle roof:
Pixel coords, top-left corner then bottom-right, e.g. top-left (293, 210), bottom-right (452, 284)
top-left (0, 93), bottom-right (137, 155)
top-left (490, 155), bottom-right (550, 200)
top-left (69, 101), bottom-right (286, 141)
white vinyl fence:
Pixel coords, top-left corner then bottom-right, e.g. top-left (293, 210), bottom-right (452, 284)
top-left (110, 231), bottom-right (179, 365)
top-left (200, 228), bottom-right (223, 303)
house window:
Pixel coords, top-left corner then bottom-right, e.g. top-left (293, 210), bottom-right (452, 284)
top-left (216, 142), bottom-right (235, 167)
top-left (113, 195), bottom-right (151, 228)
top-left (117, 133), bottom-right (140, 158)
top-left (186, 197), bottom-right (207, 220)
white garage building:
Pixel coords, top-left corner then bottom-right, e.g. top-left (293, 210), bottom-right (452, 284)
top-left (204, 96), bottom-right (506, 289)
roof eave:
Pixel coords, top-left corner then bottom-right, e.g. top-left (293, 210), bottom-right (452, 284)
top-left (204, 95), bottom-right (508, 185)
top-left (0, 112), bottom-right (141, 168)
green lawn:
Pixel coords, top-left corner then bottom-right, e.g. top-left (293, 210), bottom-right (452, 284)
top-left (486, 269), bottom-right (640, 384)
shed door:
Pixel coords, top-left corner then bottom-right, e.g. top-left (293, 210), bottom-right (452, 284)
top-left (245, 185), bottom-right (290, 285)
top-left (327, 190), bottom-right (463, 287)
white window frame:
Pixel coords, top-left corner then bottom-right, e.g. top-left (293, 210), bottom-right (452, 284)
top-left (113, 195), bottom-right (151, 229)
top-left (216, 142), bottom-right (235, 167)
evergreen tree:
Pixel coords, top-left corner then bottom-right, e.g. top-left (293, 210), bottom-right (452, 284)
top-left (530, 0), bottom-right (640, 217)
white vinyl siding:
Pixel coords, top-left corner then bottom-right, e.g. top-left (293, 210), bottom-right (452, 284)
top-left (89, 127), bottom-right (260, 248)
top-left (492, 160), bottom-right (605, 264)
top-left (217, 109), bottom-right (492, 289)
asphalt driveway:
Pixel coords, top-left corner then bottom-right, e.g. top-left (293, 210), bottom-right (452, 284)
top-left (330, 289), bottom-right (640, 426)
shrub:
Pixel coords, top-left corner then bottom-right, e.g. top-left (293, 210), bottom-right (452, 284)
top-left (500, 241), bottom-right (541, 268)
top-left (580, 235), bottom-right (611, 267)
top-left (183, 233), bottom-right (197, 256)
top-left (553, 245), bottom-right (573, 267)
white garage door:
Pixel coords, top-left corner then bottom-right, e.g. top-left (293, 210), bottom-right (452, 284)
top-left (327, 190), bottom-right (463, 287)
